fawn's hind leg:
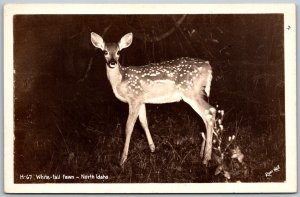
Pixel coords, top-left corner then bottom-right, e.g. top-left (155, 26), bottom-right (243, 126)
top-left (182, 95), bottom-right (216, 164)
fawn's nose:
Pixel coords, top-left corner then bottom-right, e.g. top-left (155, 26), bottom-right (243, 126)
top-left (108, 59), bottom-right (117, 68)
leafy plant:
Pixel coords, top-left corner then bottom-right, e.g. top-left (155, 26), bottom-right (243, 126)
top-left (210, 105), bottom-right (247, 182)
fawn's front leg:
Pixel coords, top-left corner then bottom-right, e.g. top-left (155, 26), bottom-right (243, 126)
top-left (120, 102), bottom-right (141, 166)
top-left (138, 104), bottom-right (155, 152)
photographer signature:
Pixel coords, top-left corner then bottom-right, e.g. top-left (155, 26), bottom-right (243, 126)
top-left (265, 165), bottom-right (280, 177)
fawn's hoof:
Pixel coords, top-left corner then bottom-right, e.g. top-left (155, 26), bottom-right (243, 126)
top-left (202, 154), bottom-right (211, 165)
top-left (149, 144), bottom-right (155, 152)
top-left (120, 155), bottom-right (127, 166)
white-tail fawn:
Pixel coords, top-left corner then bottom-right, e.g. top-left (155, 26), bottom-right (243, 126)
top-left (91, 32), bottom-right (216, 166)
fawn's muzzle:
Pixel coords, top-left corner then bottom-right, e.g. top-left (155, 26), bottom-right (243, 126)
top-left (107, 60), bottom-right (117, 68)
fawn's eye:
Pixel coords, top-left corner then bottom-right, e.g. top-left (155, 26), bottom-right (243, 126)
top-left (117, 51), bottom-right (120, 55)
top-left (104, 50), bottom-right (108, 55)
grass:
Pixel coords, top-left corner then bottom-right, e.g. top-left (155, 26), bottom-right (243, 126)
top-left (14, 81), bottom-right (286, 183)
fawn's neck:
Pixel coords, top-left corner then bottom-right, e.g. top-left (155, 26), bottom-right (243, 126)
top-left (106, 63), bottom-right (123, 90)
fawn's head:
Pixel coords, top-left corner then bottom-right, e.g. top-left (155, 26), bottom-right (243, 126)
top-left (91, 32), bottom-right (133, 68)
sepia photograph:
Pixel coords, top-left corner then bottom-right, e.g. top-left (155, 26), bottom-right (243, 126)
top-left (4, 4), bottom-right (296, 193)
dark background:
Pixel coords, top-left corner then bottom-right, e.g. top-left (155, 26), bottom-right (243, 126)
top-left (14, 14), bottom-right (285, 183)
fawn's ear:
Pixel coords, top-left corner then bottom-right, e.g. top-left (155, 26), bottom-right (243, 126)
top-left (118, 32), bottom-right (133, 51)
top-left (91, 32), bottom-right (105, 50)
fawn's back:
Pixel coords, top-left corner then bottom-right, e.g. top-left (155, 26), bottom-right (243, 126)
top-left (116, 57), bottom-right (212, 104)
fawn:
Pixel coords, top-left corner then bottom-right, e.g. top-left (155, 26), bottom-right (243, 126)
top-left (91, 32), bottom-right (216, 166)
